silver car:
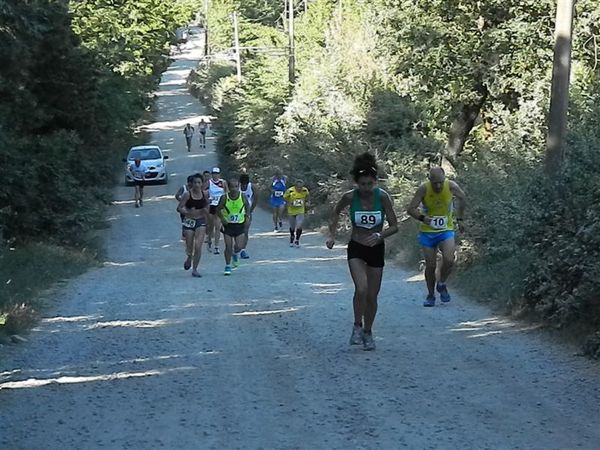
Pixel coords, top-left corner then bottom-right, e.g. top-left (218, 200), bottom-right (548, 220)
top-left (124, 145), bottom-right (169, 185)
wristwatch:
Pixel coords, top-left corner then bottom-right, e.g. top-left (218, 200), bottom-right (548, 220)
top-left (375, 232), bottom-right (382, 240)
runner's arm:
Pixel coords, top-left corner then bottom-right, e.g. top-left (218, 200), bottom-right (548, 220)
top-left (380, 191), bottom-right (399, 239)
top-left (216, 195), bottom-right (227, 223)
top-left (250, 185), bottom-right (258, 213)
top-left (242, 195), bottom-right (251, 217)
top-left (328, 192), bottom-right (352, 242)
top-left (449, 181), bottom-right (467, 220)
top-left (175, 186), bottom-right (184, 201)
top-left (177, 192), bottom-right (190, 215)
top-left (406, 184), bottom-right (427, 222)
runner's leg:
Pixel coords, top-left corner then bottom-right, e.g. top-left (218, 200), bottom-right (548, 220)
top-left (288, 215), bottom-right (297, 245)
top-left (213, 216), bottom-right (222, 251)
top-left (348, 259), bottom-right (369, 326)
top-left (438, 237), bottom-right (456, 283)
top-left (364, 266), bottom-right (383, 332)
top-left (423, 246), bottom-right (438, 297)
top-left (224, 234), bottom-right (233, 265)
top-left (192, 226), bottom-right (206, 273)
top-left (183, 229), bottom-right (194, 270)
top-left (295, 214), bottom-right (304, 245)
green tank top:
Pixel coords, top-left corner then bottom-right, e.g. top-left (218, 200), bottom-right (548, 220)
top-left (349, 188), bottom-right (385, 231)
top-left (224, 193), bottom-right (246, 224)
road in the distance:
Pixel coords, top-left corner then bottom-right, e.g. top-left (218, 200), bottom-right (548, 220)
top-left (1, 29), bottom-right (599, 450)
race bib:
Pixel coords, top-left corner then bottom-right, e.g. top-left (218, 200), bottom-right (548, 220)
top-left (228, 214), bottom-right (243, 224)
top-left (274, 190), bottom-right (284, 198)
top-left (183, 218), bottom-right (196, 228)
top-left (430, 216), bottom-right (448, 230)
top-left (354, 211), bottom-right (383, 229)
top-left (210, 195), bottom-right (221, 206)
top-left (292, 199), bottom-right (304, 207)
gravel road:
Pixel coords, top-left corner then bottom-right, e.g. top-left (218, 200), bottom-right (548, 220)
top-left (1, 30), bottom-right (599, 450)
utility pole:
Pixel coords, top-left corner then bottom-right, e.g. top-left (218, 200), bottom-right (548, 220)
top-left (288, 0), bottom-right (296, 85)
top-left (233, 11), bottom-right (242, 83)
top-left (204, 0), bottom-right (209, 57)
top-left (545, 0), bottom-right (576, 177)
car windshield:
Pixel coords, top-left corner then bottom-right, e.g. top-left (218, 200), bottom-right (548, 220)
top-left (129, 149), bottom-right (161, 160)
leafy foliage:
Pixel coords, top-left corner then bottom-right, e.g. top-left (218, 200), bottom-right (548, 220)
top-left (195, 0), bottom-right (600, 352)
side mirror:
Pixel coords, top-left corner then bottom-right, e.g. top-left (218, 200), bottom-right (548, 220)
top-left (164, 155), bottom-right (169, 159)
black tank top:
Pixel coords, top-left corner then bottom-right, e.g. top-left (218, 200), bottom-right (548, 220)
top-left (186, 191), bottom-right (207, 209)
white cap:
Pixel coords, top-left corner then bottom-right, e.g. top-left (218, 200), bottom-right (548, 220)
top-left (212, 167), bottom-right (221, 173)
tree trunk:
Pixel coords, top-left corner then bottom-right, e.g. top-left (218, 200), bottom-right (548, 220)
top-left (445, 85), bottom-right (488, 166)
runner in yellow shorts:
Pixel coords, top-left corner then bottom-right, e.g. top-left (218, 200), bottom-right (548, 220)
top-left (284, 180), bottom-right (310, 248)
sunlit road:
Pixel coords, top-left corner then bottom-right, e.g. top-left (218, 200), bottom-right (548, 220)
top-left (1, 29), bottom-right (599, 450)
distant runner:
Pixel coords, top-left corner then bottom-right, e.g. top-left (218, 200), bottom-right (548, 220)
top-left (407, 167), bottom-right (466, 307)
top-left (177, 173), bottom-right (209, 278)
top-left (284, 180), bottom-right (310, 248)
top-left (271, 170), bottom-right (287, 232)
top-left (327, 153), bottom-right (398, 351)
top-left (217, 178), bottom-right (250, 276)
top-left (207, 167), bottom-right (228, 254)
top-left (183, 123), bottom-right (195, 152)
top-left (198, 119), bottom-right (208, 149)
top-left (128, 157), bottom-right (148, 208)
top-left (239, 174), bottom-right (258, 259)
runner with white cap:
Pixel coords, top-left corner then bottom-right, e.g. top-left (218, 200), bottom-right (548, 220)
top-left (207, 167), bottom-right (228, 255)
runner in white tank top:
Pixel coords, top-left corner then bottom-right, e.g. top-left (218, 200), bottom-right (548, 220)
top-left (207, 167), bottom-right (228, 254)
top-left (239, 174), bottom-right (258, 259)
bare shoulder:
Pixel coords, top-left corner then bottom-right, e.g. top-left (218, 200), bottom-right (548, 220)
top-left (449, 180), bottom-right (465, 194)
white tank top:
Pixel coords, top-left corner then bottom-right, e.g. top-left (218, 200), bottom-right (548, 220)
top-left (208, 179), bottom-right (225, 206)
top-left (242, 182), bottom-right (253, 206)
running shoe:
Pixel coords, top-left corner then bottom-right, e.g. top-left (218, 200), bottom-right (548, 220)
top-left (289, 242), bottom-right (295, 248)
top-left (437, 283), bottom-right (451, 303)
top-left (214, 247), bottom-right (220, 255)
top-left (139, 199), bottom-right (143, 207)
top-left (294, 241), bottom-right (300, 248)
top-left (240, 250), bottom-right (250, 259)
top-left (363, 333), bottom-right (376, 351)
top-left (184, 256), bottom-right (192, 271)
top-left (192, 271), bottom-right (202, 278)
top-left (423, 295), bottom-right (436, 307)
top-left (274, 226), bottom-right (279, 233)
top-left (232, 254), bottom-right (240, 268)
top-left (349, 326), bottom-right (364, 345)
top-left (135, 202), bottom-right (139, 208)
top-left (224, 265), bottom-right (232, 276)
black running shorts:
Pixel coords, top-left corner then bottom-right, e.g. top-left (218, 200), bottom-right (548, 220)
top-left (222, 223), bottom-right (246, 237)
top-left (347, 240), bottom-right (385, 268)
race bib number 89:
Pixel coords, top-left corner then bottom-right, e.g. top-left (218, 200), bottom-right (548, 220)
top-left (430, 216), bottom-right (448, 230)
top-left (354, 211), bottom-right (382, 229)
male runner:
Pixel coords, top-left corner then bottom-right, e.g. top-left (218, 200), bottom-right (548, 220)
top-left (217, 178), bottom-right (250, 276)
top-left (284, 180), bottom-right (310, 248)
top-left (129, 157), bottom-right (147, 208)
top-left (407, 167), bottom-right (467, 306)
top-left (207, 167), bottom-right (228, 254)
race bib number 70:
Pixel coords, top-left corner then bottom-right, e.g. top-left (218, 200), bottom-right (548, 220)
top-left (354, 211), bottom-right (383, 229)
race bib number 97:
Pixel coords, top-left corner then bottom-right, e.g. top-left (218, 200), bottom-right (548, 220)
top-left (354, 211), bottom-right (382, 229)
top-left (430, 216), bottom-right (448, 230)
top-left (228, 214), bottom-right (242, 224)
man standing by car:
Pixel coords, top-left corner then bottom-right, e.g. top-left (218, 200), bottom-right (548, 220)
top-left (129, 157), bottom-right (148, 208)
top-left (183, 123), bottom-right (195, 152)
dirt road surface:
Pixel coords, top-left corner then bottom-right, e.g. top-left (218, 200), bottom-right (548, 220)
top-left (1, 30), bottom-right (599, 450)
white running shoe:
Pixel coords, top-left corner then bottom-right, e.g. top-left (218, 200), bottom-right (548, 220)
top-left (363, 333), bottom-right (376, 351)
top-left (294, 241), bottom-right (300, 248)
top-left (349, 326), bottom-right (364, 345)
top-left (289, 242), bottom-right (294, 248)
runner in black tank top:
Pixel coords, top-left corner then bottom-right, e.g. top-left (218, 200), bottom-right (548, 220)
top-left (177, 174), bottom-right (209, 277)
